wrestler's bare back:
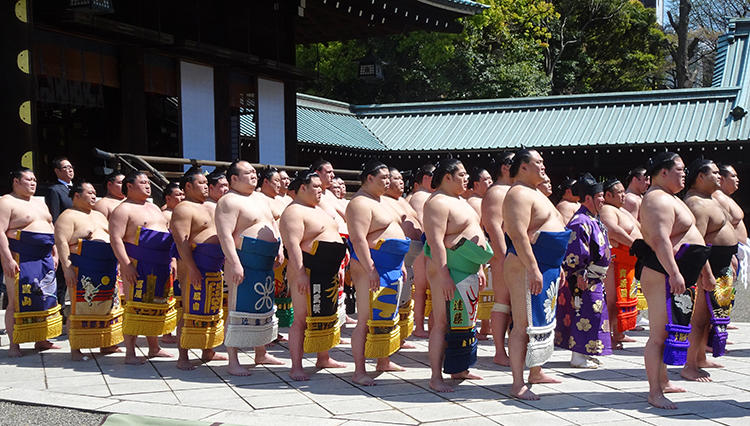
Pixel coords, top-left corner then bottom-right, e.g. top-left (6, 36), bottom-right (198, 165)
top-left (0, 194), bottom-right (54, 237)
top-left (425, 192), bottom-right (486, 248)
top-left (466, 195), bottom-right (483, 218)
top-left (282, 203), bottom-right (341, 253)
top-left (641, 189), bottom-right (704, 249)
top-left (556, 200), bottom-right (579, 224)
top-left (218, 191), bottom-right (278, 245)
top-left (111, 200), bottom-right (169, 245)
top-left (348, 193), bottom-right (406, 247)
top-left (713, 190), bottom-right (748, 241)
top-left (623, 192), bottom-right (643, 219)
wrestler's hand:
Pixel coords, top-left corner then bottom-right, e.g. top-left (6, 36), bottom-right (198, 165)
top-left (296, 274), bottom-right (310, 295)
top-left (1, 257), bottom-right (19, 280)
top-left (63, 267), bottom-right (77, 289)
top-left (527, 266), bottom-right (543, 295)
top-left (368, 266), bottom-right (380, 292)
top-left (440, 276), bottom-right (457, 302)
top-left (478, 267), bottom-right (487, 291)
top-left (169, 258), bottom-right (178, 280)
top-left (275, 250), bottom-right (285, 268)
top-left (701, 274), bottom-right (716, 292)
top-left (189, 264), bottom-right (202, 289)
top-left (225, 259), bottom-right (244, 286)
top-left (120, 262), bottom-right (138, 287)
top-left (668, 272), bottom-right (686, 295)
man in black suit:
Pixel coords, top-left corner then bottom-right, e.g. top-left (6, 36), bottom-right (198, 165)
top-left (45, 156), bottom-right (75, 323)
top-left (45, 157), bottom-right (75, 222)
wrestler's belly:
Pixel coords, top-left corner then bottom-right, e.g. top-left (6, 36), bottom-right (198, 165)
top-left (671, 226), bottom-right (706, 248)
top-left (192, 229), bottom-right (219, 245)
top-left (366, 222), bottom-right (406, 246)
top-left (707, 225), bottom-right (739, 247)
top-left (444, 228), bottom-right (486, 248)
top-left (300, 230), bottom-right (342, 253)
top-left (11, 220), bottom-right (54, 236)
top-left (237, 222), bottom-right (278, 244)
top-left (87, 229), bottom-right (110, 242)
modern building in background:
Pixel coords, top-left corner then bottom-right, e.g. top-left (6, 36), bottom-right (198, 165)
top-left (640, 0), bottom-right (665, 26)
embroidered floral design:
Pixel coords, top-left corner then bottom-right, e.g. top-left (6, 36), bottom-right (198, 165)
top-left (576, 317), bottom-right (592, 332)
top-left (673, 293), bottom-right (693, 315)
top-left (569, 336), bottom-right (576, 349)
top-left (555, 331), bottom-right (562, 345)
top-left (543, 277), bottom-right (560, 323)
top-left (585, 339), bottom-right (604, 354)
top-left (563, 314), bottom-right (571, 327)
top-left (597, 232), bottom-right (606, 248)
top-left (592, 299), bottom-right (604, 313)
top-left (565, 253), bottom-right (580, 269)
top-left (573, 295), bottom-right (582, 311)
top-left (558, 292), bottom-right (567, 306)
top-left (568, 231), bottom-right (577, 244)
top-left (254, 276), bottom-right (275, 311)
top-left (602, 319), bottom-right (610, 333)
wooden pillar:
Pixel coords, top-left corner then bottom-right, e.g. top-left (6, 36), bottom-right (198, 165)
top-left (2, 0), bottom-right (37, 190)
top-left (119, 46), bottom-right (147, 154)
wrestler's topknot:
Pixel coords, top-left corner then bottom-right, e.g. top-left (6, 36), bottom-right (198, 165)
top-left (431, 158), bottom-right (462, 190)
top-left (685, 157), bottom-right (714, 189)
top-left (646, 152), bottom-right (680, 177)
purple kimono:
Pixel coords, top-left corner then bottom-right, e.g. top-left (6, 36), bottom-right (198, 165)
top-left (555, 205), bottom-right (613, 356)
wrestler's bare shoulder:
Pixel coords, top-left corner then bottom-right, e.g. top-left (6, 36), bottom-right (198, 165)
top-left (642, 189), bottom-right (678, 211)
top-left (505, 184), bottom-right (543, 205)
top-left (409, 190), bottom-right (429, 206)
top-left (348, 192), bottom-right (378, 209)
top-left (484, 184), bottom-right (509, 202)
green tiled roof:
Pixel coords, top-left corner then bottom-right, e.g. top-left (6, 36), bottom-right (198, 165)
top-left (239, 18), bottom-right (750, 153)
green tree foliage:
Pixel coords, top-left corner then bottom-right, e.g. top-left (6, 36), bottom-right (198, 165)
top-left (546, 0), bottom-right (669, 94)
top-left (296, 0), bottom-right (668, 102)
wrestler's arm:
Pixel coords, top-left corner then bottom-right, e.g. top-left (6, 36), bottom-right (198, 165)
top-left (600, 207), bottom-right (634, 247)
top-left (642, 195), bottom-right (684, 294)
top-left (0, 199), bottom-right (19, 278)
top-left (502, 190), bottom-right (543, 295)
top-left (410, 195), bottom-right (426, 224)
top-left (169, 205), bottom-right (201, 287)
top-left (93, 199), bottom-right (107, 217)
top-left (215, 197), bottom-right (243, 285)
top-left (279, 206), bottom-right (307, 294)
top-left (53, 212), bottom-right (76, 287)
top-left (108, 205), bottom-right (137, 286)
top-left (423, 197), bottom-right (455, 301)
top-left (345, 199), bottom-right (379, 291)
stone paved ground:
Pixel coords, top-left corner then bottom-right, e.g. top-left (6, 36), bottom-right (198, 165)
top-left (1, 313), bottom-right (750, 425)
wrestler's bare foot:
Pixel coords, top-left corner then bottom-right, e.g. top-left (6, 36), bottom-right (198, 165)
top-left (316, 358), bottom-right (346, 369)
top-left (412, 329), bottom-right (429, 338)
top-left (160, 334), bottom-right (177, 344)
top-left (648, 394), bottom-right (677, 409)
top-left (176, 358), bottom-right (196, 371)
top-left (99, 345), bottom-right (122, 355)
top-left (7, 346), bottom-right (22, 358)
top-left (200, 349), bottom-right (227, 362)
top-left (727, 324), bottom-right (738, 330)
top-left (376, 359), bottom-right (405, 372)
top-left (254, 353), bottom-right (284, 365)
top-left (35, 340), bottom-right (61, 351)
top-left (71, 350), bottom-right (90, 361)
top-left (451, 370), bottom-right (482, 380)
top-left (511, 384), bottom-right (539, 400)
top-left (400, 341), bottom-right (417, 349)
top-left (289, 366), bottom-right (309, 381)
top-left (352, 372), bottom-right (376, 386)
top-left (227, 365), bottom-right (253, 376)
top-left (493, 353), bottom-right (510, 367)
top-left (345, 315), bottom-right (358, 325)
top-left (528, 371), bottom-right (561, 384)
top-left (476, 333), bottom-right (490, 341)
top-left (697, 359), bottom-right (724, 369)
top-left (273, 334), bottom-right (287, 343)
top-left (616, 335), bottom-right (637, 343)
top-left (148, 349), bottom-right (174, 358)
top-left (429, 377), bottom-right (454, 393)
top-left (124, 355), bottom-right (147, 365)
top-left (662, 382), bottom-right (687, 393)
top-left (680, 366), bottom-right (712, 382)
top-left (339, 337), bottom-right (351, 345)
